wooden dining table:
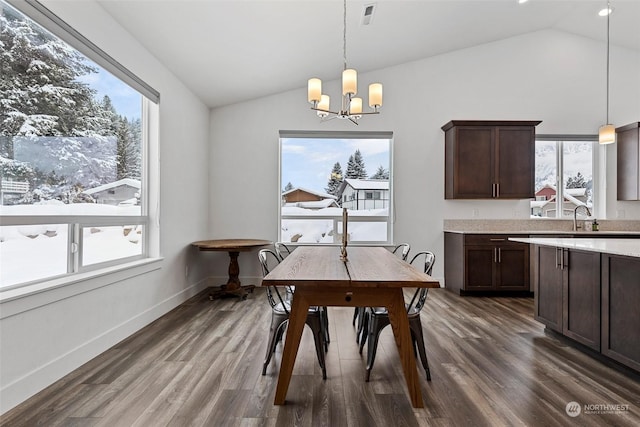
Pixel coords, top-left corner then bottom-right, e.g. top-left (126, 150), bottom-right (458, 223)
top-left (261, 246), bottom-right (440, 408)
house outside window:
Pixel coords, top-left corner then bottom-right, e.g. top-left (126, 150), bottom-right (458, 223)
top-left (532, 136), bottom-right (596, 219)
top-left (0, 0), bottom-right (159, 290)
top-left (279, 131), bottom-right (393, 244)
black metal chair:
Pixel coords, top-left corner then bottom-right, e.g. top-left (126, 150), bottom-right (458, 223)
top-left (359, 250), bottom-right (435, 382)
top-left (258, 248), bottom-right (327, 379)
top-left (392, 243), bottom-right (411, 261)
top-left (353, 243), bottom-right (412, 344)
top-left (274, 243), bottom-right (330, 348)
top-left (274, 242), bottom-right (292, 260)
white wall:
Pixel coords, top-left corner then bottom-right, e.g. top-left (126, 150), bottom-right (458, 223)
top-left (209, 29), bottom-right (640, 283)
top-left (0, 1), bottom-right (212, 414)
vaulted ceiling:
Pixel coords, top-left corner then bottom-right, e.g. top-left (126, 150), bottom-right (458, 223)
top-left (96, 0), bottom-right (640, 109)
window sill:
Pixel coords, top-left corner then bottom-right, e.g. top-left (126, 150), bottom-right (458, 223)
top-left (0, 258), bottom-right (163, 319)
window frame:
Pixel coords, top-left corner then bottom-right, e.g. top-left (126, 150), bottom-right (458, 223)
top-left (278, 130), bottom-right (394, 246)
top-left (534, 134), bottom-right (599, 219)
top-left (0, 0), bottom-right (159, 292)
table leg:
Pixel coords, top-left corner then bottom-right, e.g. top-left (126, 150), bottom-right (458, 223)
top-left (209, 251), bottom-right (255, 299)
top-left (386, 289), bottom-right (424, 408)
top-left (274, 292), bottom-right (309, 405)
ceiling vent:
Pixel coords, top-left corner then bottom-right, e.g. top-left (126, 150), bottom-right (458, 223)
top-left (361, 3), bottom-right (376, 26)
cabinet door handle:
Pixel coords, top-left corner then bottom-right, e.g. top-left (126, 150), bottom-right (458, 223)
top-left (494, 247), bottom-right (497, 263)
top-left (560, 248), bottom-right (564, 270)
top-left (490, 238), bottom-right (505, 242)
top-left (496, 183), bottom-right (500, 198)
top-left (498, 248), bottom-right (501, 263)
top-left (492, 183), bottom-right (496, 198)
top-left (555, 247), bottom-right (559, 268)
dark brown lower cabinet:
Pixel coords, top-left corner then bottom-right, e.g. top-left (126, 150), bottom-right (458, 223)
top-left (602, 254), bottom-right (640, 372)
top-left (445, 233), bottom-right (529, 294)
top-left (535, 246), bottom-right (600, 350)
top-left (535, 245), bottom-right (640, 373)
top-left (535, 246), bottom-right (563, 331)
top-left (562, 249), bottom-right (601, 350)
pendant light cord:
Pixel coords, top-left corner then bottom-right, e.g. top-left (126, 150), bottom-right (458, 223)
top-left (606, 0), bottom-right (610, 124)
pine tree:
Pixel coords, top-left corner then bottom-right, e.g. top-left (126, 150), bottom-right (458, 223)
top-left (0, 10), bottom-right (98, 138)
top-left (116, 117), bottom-right (138, 179)
top-left (0, 8), bottom-right (123, 202)
top-left (325, 162), bottom-right (343, 196)
top-left (284, 182), bottom-right (293, 192)
top-left (345, 149), bottom-right (367, 179)
top-left (566, 172), bottom-right (586, 189)
top-left (370, 165), bottom-right (389, 180)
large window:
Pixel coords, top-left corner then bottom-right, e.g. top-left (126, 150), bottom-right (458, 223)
top-left (279, 131), bottom-right (393, 245)
top-left (532, 136), bottom-right (596, 219)
top-left (0, 0), bottom-right (158, 290)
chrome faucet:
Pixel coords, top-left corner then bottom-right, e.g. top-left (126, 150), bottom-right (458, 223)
top-left (573, 205), bottom-right (592, 231)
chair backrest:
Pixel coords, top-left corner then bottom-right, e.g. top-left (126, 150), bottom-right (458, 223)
top-left (258, 249), bottom-right (289, 312)
top-left (274, 242), bottom-right (292, 260)
top-left (407, 251), bottom-right (436, 313)
top-left (258, 248), bottom-right (281, 276)
top-left (392, 243), bottom-right (411, 261)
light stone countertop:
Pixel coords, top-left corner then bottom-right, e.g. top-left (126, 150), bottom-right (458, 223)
top-left (509, 237), bottom-right (640, 258)
top-left (443, 219), bottom-right (640, 235)
top-left (444, 230), bottom-right (640, 235)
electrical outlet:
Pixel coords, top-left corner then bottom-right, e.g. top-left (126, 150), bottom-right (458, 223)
top-left (185, 265), bottom-right (189, 278)
top-left (472, 209), bottom-right (479, 218)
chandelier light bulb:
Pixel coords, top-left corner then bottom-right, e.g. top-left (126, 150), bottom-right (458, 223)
top-left (369, 83), bottom-right (383, 108)
top-left (342, 69), bottom-right (357, 96)
top-left (308, 78), bottom-right (322, 104)
top-left (350, 97), bottom-right (362, 116)
top-left (317, 94), bottom-right (330, 117)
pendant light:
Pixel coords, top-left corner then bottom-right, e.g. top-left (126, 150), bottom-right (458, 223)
top-left (598, 0), bottom-right (615, 145)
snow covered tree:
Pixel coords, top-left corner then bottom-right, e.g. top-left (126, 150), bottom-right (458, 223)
top-left (0, 8), bottom-right (140, 202)
top-left (0, 9), bottom-right (99, 139)
top-left (116, 117), bottom-right (138, 179)
top-left (325, 162), bottom-right (343, 196)
top-left (284, 182), bottom-right (293, 192)
top-left (566, 172), bottom-right (586, 189)
top-left (345, 149), bottom-right (367, 179)
top-left (370, 165), bottom-right (389, 180)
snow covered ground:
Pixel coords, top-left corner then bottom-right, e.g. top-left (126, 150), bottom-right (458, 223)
top-left (0, 202), bottom-right (142, 289)
top-left (281, 206), bottom-right (388, 243)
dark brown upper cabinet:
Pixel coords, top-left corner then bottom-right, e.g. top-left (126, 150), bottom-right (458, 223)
top-left (616, 122), bottom-right (640, 201)
top-left (442, 120), bottom-right (541, 199)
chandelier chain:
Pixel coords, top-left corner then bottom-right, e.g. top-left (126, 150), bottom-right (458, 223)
top-left (343, 0), bottom-right (347, 71)
top-left (606, 0), bottom-right (610, 124)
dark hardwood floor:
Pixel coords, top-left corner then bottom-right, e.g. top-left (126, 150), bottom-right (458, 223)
top-left (2, 288), bottom-right (639, 426)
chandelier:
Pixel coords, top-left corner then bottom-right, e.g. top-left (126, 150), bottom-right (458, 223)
top-left (307, 0), bottom-right (383, 125)
top-left (598, 0), bottom-right (615, 144)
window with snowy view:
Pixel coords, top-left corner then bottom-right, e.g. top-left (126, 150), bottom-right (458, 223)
top-left (280, 132), bottom-right (393, 245)
top-left (0, 1), bottom-right (157, 289)
top-left (532, 137), bottom-right (595, 219)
